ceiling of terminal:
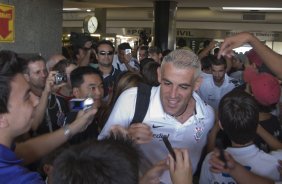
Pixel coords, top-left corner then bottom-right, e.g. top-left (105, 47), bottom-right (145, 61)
top-left (64, 0), bottom-right (282, 9)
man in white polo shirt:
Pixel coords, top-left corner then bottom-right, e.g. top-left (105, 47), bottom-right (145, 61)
top-left (99, 49), bottom-right (214, 184)
top-left (198, 56), bottom-right (239, 110)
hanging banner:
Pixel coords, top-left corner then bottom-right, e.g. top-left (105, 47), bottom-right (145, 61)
top-left (0, 3), bottom-right (14, 42)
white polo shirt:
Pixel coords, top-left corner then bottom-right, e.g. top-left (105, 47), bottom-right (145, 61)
top-left (99, 86), bottom-right (214, 184)
top-left (200, 145), bottom-right (281, 184)
top-left (198, 74), bottom-right (239, 110)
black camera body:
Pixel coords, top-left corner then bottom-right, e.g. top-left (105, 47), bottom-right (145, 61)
top-left (55, 73), bottom-right (67, 85)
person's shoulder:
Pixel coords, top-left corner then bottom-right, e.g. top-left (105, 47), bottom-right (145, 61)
top-left (226, 75), bottom-right (240, 87)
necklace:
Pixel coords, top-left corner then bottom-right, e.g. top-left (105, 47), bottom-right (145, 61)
top-left (172, 102), bottom-right (189, 118)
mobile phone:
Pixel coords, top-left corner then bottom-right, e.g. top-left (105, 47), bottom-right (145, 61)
top-left (125, 49), bottom-right (131, 55)
top-left (162, 136), bottom-right (176, 161)
top-left (215, 138), bottom-right (227, 168)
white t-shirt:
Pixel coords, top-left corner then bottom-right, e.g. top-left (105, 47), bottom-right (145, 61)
top-left (99, 86), bottom-right (214, 184)
top-left (199, 145), bottom-right (281, 184)
top-left (198, 74), bottom-right (239, 110)
top-left (112, 54), bottom-right (139, 72)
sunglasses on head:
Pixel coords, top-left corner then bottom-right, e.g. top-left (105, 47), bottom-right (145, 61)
top-left (98, 51), bottom-right (114, 56)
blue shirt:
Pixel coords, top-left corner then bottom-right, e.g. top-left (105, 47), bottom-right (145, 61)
top-left (0, 144), bottom-right (44, 184)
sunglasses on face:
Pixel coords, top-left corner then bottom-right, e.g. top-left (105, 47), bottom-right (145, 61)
top-left (98, 51), bottom-right (114, 56)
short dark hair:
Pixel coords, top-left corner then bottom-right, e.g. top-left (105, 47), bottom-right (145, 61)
top-left (218, 89), bottom-right (259, 145)
top-left (52, 134), bottom-right (139, 184)
top-left (0, 50), bottom-right (24, 113)
top-left (95, 40), bottom-right (115, 53)
top-left (211, 56), bottom-right (227, 69)
top-left (118, 42), bottom-right (131, 50)
top-left (141, 61), bottom-right (160, 86)
top-left (200, 55), bottom-right (214, 71)
top-left (70, 66), bottom-right (103, 88)
top-left (138, 45), bottom-right (149, 53)
top-left (52, 59), bottom-right (77, 73)
top-left (22, 55), bottom-right (46, 74)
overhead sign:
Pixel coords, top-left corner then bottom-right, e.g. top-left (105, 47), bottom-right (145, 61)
top-left (0, 3), bottom-right (14, 42)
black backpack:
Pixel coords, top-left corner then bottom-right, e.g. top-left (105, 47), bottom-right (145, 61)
top-left (131, 83), bottom-right (152, 124)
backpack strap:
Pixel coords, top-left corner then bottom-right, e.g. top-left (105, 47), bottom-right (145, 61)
top-left (131, 83), bottom-right (152, 124)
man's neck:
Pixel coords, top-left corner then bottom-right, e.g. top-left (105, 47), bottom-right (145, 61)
top-left (0, 134), bottom-right (13, 149)
top-left (99, 64), bottom-right (112, 75)
top-left (214, 80), bottom-right (224, 87)
top-left (175, 97), bottom-right (196, 124)
top-left (31, 87), bottom-right (43, 97)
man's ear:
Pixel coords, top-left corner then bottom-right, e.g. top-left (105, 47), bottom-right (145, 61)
top-left (72, 87), bottom-right (80, 98)
top-left (193, 76), bottom-right (203, 91)
top-left (43, 164), bottom-right (53, 175)
top-left (157, 67), bottom-right (161, 84)
top-left (23, 73), bottom-right (30, 82)
top-left (0, 114), bottom-right (9, 128)
top-left (218, 120), bottom-right (223, 130)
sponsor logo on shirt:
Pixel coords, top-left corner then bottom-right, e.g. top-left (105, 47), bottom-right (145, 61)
top-left (153, 133), bottom-right (170, 139)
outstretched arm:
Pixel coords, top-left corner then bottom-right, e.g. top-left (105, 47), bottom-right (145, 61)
top-left (219, 32), bottom-right (282, 80)
top-left (16, 108), bottom-right (97, 165)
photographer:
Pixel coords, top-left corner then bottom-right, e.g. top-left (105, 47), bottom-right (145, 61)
top-left (22, 55), bottom-right (69, 137)
top-left (64, 66), bottom-right (105, 145)
top-left (70, 32), bottom-right (95, 67)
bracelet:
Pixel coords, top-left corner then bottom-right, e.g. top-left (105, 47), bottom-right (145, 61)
top-left (63, 124), bottom-right (72, 139)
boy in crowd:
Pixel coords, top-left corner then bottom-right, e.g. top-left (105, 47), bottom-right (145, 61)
top-left (200, 90), bottom-right (281, 183)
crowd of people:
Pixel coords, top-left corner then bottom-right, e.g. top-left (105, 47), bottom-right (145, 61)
top-left (0, 32), bottom-right (282, 184)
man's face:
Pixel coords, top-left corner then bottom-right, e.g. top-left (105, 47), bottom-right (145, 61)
top-left (96, 44), bottom-right (114, 67)
top-left (74, 74), bottom-right (104, 108)
top-left (118, 49), bottom-right (126, 63)
top-left (138, 49), bottom-right (147, 62)
top-left (211, 64), bottom-right (226, 86)
top-left (26, 60), bottom-right (48, 91)
top-left (158, 63), bottom-right (197, 116)
top-left (6, 74), bottom-right (39, 137)
top-left (149, 53), bottom-right (161, 64)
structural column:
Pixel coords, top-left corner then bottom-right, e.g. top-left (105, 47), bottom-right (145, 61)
top-left (153, 1), bottom-right (177, 51)
top-left (95, 8), bottom-right (107, 34)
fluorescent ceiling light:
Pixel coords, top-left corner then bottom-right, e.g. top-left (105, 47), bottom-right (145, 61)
top-left (222, 7), bottom-right (282, 11)
top-left (63, 8), bottom-right (81, 11)
top-left (86, 9), bottom-right (91, 12)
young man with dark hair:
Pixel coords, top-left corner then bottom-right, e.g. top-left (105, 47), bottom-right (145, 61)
top-left (95, 39), bottom-right (122, 99)
top-left (148, 46), bottom-right (162, 64)
top-left (52, 132), bottom-right (194, 184)
top-left (112, 42), bottom-right (139, 72)
top-left (65, 66), bottom-right (104, 144)
top-left (198, 56), bottom-right (239, 110)
top-left (137, 45), bottom-right (149, 63)
top-left (0, 50), bottom-right (97, 183)
top-left (200, 90), bottom-right (281, 183)
top-left (52, 134), bottom-right (140, 184)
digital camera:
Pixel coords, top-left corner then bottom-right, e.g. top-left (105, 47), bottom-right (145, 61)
top-left (55, 73), bottom-right (67, 85)
top-left (69, 98), bottom-right (94, 112)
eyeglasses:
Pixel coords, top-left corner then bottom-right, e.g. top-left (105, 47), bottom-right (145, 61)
top-left (98, 51), bottom-right (114, 56)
